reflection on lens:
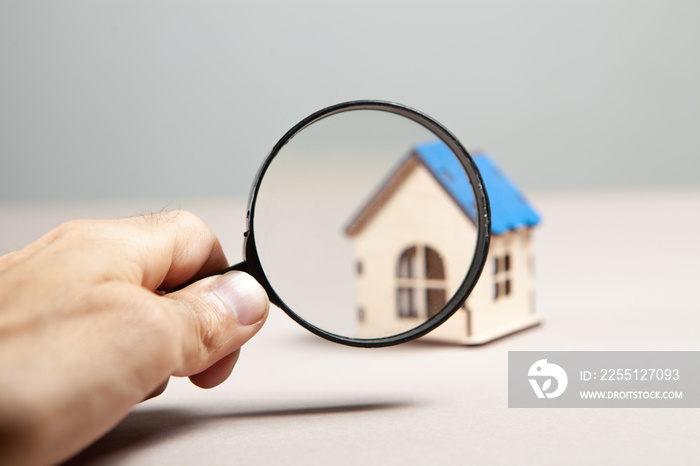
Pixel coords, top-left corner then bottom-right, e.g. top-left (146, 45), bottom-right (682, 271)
top-left (252, 109), bottom-right (478, 341)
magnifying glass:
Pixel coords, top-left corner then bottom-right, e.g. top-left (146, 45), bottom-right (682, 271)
top-left (227, 100), bottom-right (490, 347)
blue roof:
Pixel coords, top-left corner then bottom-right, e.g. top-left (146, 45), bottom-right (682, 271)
top-left (413, 140), bottom-right (540, 235)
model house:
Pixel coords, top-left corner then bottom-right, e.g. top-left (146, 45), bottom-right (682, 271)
top-left (345, 140), bottom-right (541, 344)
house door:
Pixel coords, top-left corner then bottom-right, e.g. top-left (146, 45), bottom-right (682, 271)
top-left (397, 245), bottom-right (447, 319)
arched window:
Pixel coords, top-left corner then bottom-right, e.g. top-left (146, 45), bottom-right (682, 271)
top-left (396, 245), bottom-right (447, 319)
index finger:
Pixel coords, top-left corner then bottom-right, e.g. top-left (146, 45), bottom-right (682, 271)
top-left (123, 210), bottom-right (229, 291)
top-left (0, 210), bottom-right (228, 293)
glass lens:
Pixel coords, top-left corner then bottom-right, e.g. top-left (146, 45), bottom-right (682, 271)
top-left (252, 109), bottom-right (480, 341)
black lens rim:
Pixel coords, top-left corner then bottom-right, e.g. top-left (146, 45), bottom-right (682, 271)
top-left (241, 100), bottom-right (491, 347)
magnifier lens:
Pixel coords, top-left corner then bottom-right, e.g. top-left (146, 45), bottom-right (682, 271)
top-left (249, 106), bottom-right (486, 345)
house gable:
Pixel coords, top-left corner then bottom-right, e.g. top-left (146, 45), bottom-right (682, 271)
top-left (345, 152), bottom-right (424, 237)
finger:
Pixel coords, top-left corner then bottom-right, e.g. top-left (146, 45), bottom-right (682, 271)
top-left (189, 350), bottom-right (240, 389)
top-left (124, 211), bottom-right (229, 291)
top-left (1, 212), bottom-right (229, 292)
top-left (163, 271), bottom-right (269, 378)
top-left (142, 379), bottom-right (170, 402)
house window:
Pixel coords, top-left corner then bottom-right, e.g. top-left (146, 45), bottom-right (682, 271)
top-left (398, 246), bottom-right (417, 278)
top-left (493, 253), bottom-right (512, 300)
top-left (396, 245), bottom-right (447, 319)
top-left (397, 288), bottom-right (416, 318)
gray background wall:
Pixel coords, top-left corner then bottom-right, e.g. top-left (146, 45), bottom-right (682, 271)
top-left (1, 0), bottom-right (698, 201)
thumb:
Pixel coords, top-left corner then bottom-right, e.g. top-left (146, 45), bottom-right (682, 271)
top-left (164, 271), bottom-right (269, 382)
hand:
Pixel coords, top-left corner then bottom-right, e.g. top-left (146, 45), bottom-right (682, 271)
top-left (0, 211), bottom-right (269, 466)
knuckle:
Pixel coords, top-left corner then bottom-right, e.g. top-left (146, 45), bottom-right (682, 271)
top-left (49, 219), bottom-right (114, 249)
top-left (52, 219), bottom-right (96, 239)
top-left (131, 209), bottom-right (200, 228)
top-left (169, 210), bottom-right (210, 236)
top-left (194, 302), bottom-right (225, 354)
top-left (166, 290), bottom-right (228, 372)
